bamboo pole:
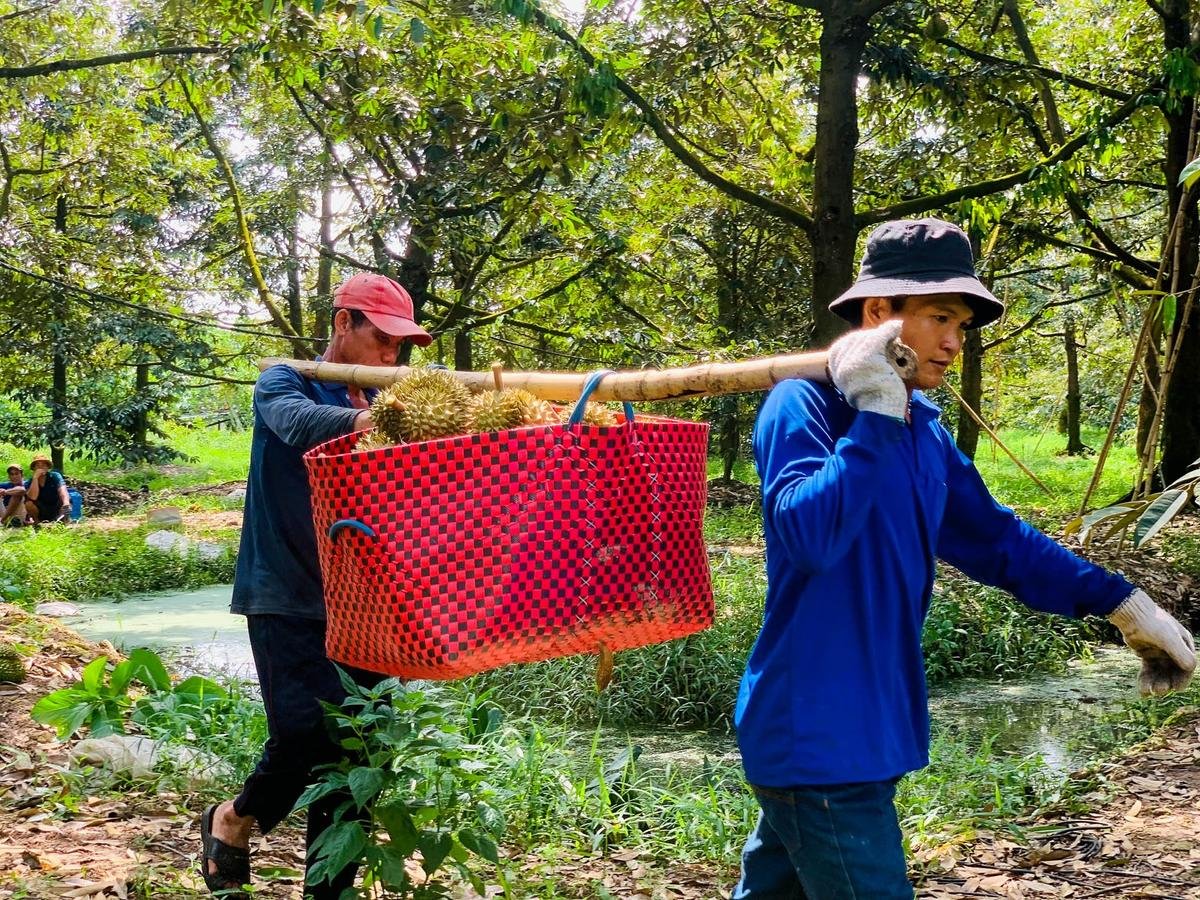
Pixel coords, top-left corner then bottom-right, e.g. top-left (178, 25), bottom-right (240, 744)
top-left (260, 350), bottom-right (1052, 494)
top-left (258, 351), bottom-right (837, 402)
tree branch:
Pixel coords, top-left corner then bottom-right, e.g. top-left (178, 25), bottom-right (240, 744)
top-left (983, 291), bottom-right (1102, 351)
top-left (179, 75), bottom-right (306, 354)
top-left (458, 248), bottom-right (619, 331)
top-left (1008, 221), bottom-right (1156, 274)
top-left (0, 258), bottom-right (319, 345)
top-left (0, 2), bottom-right (60, 22)
top-left (933, 36), bottom-right (1133, 102)
top-left (0, 46), bottom-right (224, 79)
top-left (858, 92), bottom-right (1148, 225)
top-left (507, 0), bottom-right (813, 230)
top-left (855, 0), bottom-right (899, 16)
top-left (314, 246), bottom-right (578, 339)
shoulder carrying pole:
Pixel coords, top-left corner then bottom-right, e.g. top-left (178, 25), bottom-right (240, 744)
top-left (257, 352), bottom-right (833, 403)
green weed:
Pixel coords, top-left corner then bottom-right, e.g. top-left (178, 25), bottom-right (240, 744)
top-left (0, 525), bottom-right (235, 606)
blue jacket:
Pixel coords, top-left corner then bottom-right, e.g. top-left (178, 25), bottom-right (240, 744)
top-left (231, 364), bottom-right (372, 620)
top-left (735, 380), bottom-right (1133, 787)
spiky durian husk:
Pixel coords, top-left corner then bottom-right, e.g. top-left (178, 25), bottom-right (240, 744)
top-left (510, 389), bottom-right (561, 426)
top-left (470, 390), bottom-right (525, 433)
top-left (0, 645), bottom-right (24, 684)
top-left (371, 369), bottom-right (473, 444)
top-left (354, 430), bottom-right (395, 452)
top-left (567, 401), bottom-right (620, 427)
top-left (369, 388), bottom-right (408, 445)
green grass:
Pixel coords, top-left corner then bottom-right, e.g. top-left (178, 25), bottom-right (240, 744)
top-left (923, 572), bottom-right (1104, 685)
top-left (972, 426), bottom-right (1139, 522)
top-left (703, 505), bottom-right (763, 544)
top-left (0, 525), bottom-right (237, 606)
top-left (706, 457), bottom-right (758, 484)
top-left (0, 423), bottom-right (252, 490)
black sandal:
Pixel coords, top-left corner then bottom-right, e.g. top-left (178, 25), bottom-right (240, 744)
top-left (199, 804), bottom-right (251, 898)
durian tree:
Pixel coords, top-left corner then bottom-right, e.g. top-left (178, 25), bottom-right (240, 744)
top-left (0, 0), bottom-right (272, 468)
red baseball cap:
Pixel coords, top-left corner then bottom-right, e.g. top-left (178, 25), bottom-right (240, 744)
top-left (333, 273), bottom-right (433, 346)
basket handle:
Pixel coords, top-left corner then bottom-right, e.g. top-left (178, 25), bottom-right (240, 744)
top-left (567, 370), bottom-right (635, 426)
top-left (329, 519), bottom-right (377, 542)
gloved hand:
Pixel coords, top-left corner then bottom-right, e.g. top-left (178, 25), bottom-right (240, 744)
top-left (826, 320), bottom-right (913, 420)
top-left (1109, 589), bottom-right (1196, 696)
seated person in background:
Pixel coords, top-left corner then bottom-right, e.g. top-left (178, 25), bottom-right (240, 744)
top-left (25, 454), bottom-right (70, 524)
top-left (1, 465), bottom-right (27, 525)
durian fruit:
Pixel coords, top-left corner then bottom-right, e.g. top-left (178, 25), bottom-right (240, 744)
top-left (567, 400), bottom-right (620, 427)
top-left (354, 430), bottom-right (394, 452)
top-left (510, 389), bottom-right (561, 426)
top-left (470, 390), bottom-right (525, 433)
top-left (370, 369), bottom-right (473, 444)
top-left (0, 644), bottom-right (25, 684)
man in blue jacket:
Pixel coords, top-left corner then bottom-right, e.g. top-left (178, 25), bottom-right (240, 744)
top-left (733, 218), bottom-right (1196, 899)
top-left (200, 273), bottom-right (432, 900)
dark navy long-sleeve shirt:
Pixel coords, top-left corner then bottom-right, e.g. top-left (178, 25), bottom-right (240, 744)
top-left (735, 379), bottom-right (1134, 787)
top-left (231, 364), bottom-right (371, 620)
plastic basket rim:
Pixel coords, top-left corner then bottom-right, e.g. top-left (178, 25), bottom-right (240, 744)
top-left (304, 414), bottom-right (709, 462)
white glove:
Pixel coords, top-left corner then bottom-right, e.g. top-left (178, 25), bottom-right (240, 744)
top-left (826, 320), bottom-right (912, 420)
top-left (1109, 589), bottom-right (1196, 696)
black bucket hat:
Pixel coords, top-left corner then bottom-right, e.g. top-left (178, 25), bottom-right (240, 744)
top-left (829, 218), bottom-right (1005, 329)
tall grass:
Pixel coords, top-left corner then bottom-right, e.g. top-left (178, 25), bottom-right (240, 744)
top-left (923, 573), bottom-right (1103, 685)
top-left (973, 426), bottom-right (1139, 522)
top-left (0, 525), bottom-right (237, 607)
top-left (451, 554), bottom-right (764, 729)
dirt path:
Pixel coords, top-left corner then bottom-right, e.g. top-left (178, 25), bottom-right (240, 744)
top-left (3, 602), bottom-right (1199, 899)
top-left (917, 722), bottom-right (1200, 899)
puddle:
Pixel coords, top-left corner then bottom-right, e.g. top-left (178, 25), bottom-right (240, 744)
top-left (65, 584), bottom-right (254, 681)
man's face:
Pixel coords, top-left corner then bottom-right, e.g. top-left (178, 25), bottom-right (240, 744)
top-left (866, 293), bottom-right (974, 390)
top-left (7, 468), bottom-right (21, 482)
top-left (32, 463), bottom-right (50, 477)
top-left (335, 310), bottom-right (405, 367)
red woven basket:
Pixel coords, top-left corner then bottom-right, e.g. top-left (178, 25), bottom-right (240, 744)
top-left (303, 374), bottom-right (713, 680)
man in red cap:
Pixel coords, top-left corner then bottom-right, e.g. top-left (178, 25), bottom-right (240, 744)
top-left (200, 273), bottom-right (431, 900)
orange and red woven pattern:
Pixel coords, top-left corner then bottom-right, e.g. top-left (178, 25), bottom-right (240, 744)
top-left (304, 414), bottom-right (713, 680)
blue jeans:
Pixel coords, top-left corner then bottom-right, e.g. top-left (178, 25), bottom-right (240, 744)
top-left (733, 780), bottom-right (913, 899)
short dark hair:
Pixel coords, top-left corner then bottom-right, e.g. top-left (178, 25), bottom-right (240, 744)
top-left (333, 305), bottom-right (370, 328)
top-left (851, 295), bottom-right (907, 326)
top-left (6, 465), bottom-right (20, 474)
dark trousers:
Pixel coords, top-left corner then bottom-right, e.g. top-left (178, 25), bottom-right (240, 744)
top-left (233, 614), bottom-right (382, 900)
top-left (733, 780), bottom-right (913, 899)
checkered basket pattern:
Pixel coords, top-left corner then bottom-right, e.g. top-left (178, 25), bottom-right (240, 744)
top-left (303, 390), bottom-right (713, 680)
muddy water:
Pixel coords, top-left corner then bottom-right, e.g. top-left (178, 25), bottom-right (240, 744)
top-left (65, 584), bottom-right (255, 681)
top-left (66, 586), bottom-right (1146, 774)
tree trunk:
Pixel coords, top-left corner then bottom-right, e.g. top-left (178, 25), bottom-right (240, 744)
top-left (1158, 0), bottom-right (1200, 483)
top-left (134, 362), bottom-right (150, 447)
top-left (285, 194), bottom-right (303, 339)
top-left (1136, 326), bottom-right (1161, 459)
top-left (955, 327), bottom-right (983, 458)
top-left (1064, 317), bottom-right (1085, 455)
top-left (1163, 303), bottom-right (1200, 479)
top-left (713, 212), bottom-right (744, 480)
top-left (808, 8), bottom-right (871, 347)
top-left (454, 330), bottom-right (472, 371)
top-left (52, 194), bottom-right (67, 474)
top-left (313, 168), bottom-right (334, 350)
top-left (398, 220), bottom-right (435, 366)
